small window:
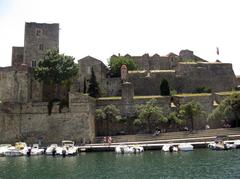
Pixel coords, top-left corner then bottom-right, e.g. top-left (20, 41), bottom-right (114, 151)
top-left (32, 60), bottom-right (36, 68)
top-left (39, 44), bottom-right (44, 51)
top-left (36, 28), bottom-right (43, 36)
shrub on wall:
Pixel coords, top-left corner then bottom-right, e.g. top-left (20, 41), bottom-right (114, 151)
top-left (195, 86), bottom-right (212, 93)
top-left (208, 93), bottom-right (240, 127)
top-left (95, 105), bottom-right (121, 135)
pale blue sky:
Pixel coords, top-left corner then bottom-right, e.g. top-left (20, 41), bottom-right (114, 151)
top-left (0, 0), bottom-right (239, 75)
top-left (0, 0), bottom-right (13, 15)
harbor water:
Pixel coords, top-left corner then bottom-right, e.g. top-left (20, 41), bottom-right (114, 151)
top-left (1, 149), bottom-right (240, 179)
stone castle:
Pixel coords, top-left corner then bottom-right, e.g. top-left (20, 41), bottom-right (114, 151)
top-left (0, 22), bottom-right (239, 144)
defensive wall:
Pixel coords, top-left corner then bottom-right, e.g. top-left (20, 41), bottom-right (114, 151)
top-left (95, 91), bottom-right (235, 136)
top-left (125, 62), bottom-right (237, 96)
top-left (175, 62), bottom-right (237, 93)
top-left (127, 70), bottom-right (176, 95)
top-left (0, 93), bottom-right (95, 144)
top-left (129, 53), bottom-right (174, 70)
top-left (0, 65), bottom-right (30, 103)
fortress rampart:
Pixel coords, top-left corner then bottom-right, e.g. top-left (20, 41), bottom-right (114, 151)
top-left (95, 92), bottom-right (233, 135)
top-left (0, 93), bottom-right (95, 144)
top-left (127, 70), bottom-right (176, 95)
top-left (175, 62), bottom-right (237, 92)
top-left (0, 66), bottom-right (30, 103)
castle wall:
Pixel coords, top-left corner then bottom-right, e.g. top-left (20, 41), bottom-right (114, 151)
top-left (175, 62), bottom-right (237, 93)
top-left (130, 54), bottom-right (173, 70)
top-left (128, 70), bottom-right (176, 95)
top-left (149, 55), bottom-right (172, 70)
top-left (102, 77), bottom-right (121, 96)
top-left (126, 62), bottom-right (237, 95)
top-left (96, 94), bottom-right (218, 135)
top-left (0, 66), bottom-right (29, 103)
top-left (0, 93), bottom-right (96, 144)
top-left (11, 47), bottom-right (24, 67)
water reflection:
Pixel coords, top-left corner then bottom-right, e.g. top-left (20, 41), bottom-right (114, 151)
top-left (1, 150), bottom-right (240, 178)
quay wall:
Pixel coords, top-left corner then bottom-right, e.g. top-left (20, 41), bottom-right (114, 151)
top-left (0, 93), bottom-right (96, 145)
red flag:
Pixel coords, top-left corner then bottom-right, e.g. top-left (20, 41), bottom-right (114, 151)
top-left (216, 47), bottom-right (219, 55)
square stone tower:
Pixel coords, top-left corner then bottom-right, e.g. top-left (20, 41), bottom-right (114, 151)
top-left (23, 22), bottom-right (59, 67)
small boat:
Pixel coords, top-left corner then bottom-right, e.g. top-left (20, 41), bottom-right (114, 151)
top-left (208, 141), bottom-right (228, 150)
top-left (162, 144), bottom-right (178, 152)
top-left (30, 144), bottom-right (45, 155)
top-left (4, 146), bottom-right (23, 156)
top-left (208, 140), bottom-right (239, 150)
top-left (46, 144), bottom-right (58, 155)
top-left (208, 136), bottom-right (234, 150)
top-left (233, 140), bottom-right (240, 148)
top-left (56, 140), bottom-right (78, 156)
top-left (115, 145), bottom-right (144, 154)
top-left (15, 142), bottom-right (29, 155)
top-left (178, 143), bottom-right (193, 151)
top-left (224, 140), bottom-right (240, 149)
top-left (0, 144), bottom-right (13, 156)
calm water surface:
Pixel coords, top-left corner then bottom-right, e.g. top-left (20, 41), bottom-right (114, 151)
top-left (0, 149), bottom-right (240, 179)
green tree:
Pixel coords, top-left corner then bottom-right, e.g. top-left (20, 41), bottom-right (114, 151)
top-left (108, 55), bottom-right (137, 77)
top-left (208, 93), bottom-right (240, 127)
top-left (134, 99), bottom-right (167, 133)
top-left (87, 67), bottom-right (101, 98)
top-left (179, 101), bottom-right (203, 131)
top-left (34, 49), bottom-right (78, 97)
top-left (95, 105), bottom-right (121, 135)
top-left (167, 112), bottom-right (186, 129)
top-left (160, 79), bottom-right (170, 96)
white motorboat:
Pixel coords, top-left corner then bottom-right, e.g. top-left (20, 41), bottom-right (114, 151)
top-left (15, 142), bottom-right (29, 155)
top-left (46, 144), bottom-right (58, 155)
top-left (224, 140), bottom-right (240, 149)
top-left (162, 144), bottom-right (178, 152)
top-left (233, 140), bottom-right (240, 148)
top-left (115, 145), bottom-right (144, 154)
top-left (4, 146), bottom-right (23, 156)
top-left (208, 141), bottom-right (228, 150)
top-left (208, 139), bottom-right (239, 150)
top-left (178, 143), bottom-right (193, 151)
top-left (30, 144), bottom-right (44, 155)
top-left (56, 140), bottom-right (78, 156)
top-left (0, 144), bottom-right (13, 156)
